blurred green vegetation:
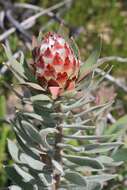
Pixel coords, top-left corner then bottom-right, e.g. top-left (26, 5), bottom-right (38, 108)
top-left (0, 0), bottom-right (127, 189)
top-left (0, 95), bottom-right (10, 186)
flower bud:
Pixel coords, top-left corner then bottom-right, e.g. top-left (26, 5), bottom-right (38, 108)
top-left (31, 32), bottom-right (80, 98)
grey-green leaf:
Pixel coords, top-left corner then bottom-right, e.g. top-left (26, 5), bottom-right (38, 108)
top-left (23, 112), bottom-right (43, 121)
top-left (39, 128), bottom-right (58, 150)
top-left (52, 160), bottom-right (64, 175)
top-left (63, 134), bottom-right (112, 141)
top-left (8, 139), bottom-right (20, 163)
top-left (112, 148), bottom-right (127, 162)
top-left (19, 153), bottom-right (45, 171)
top-left (21, 82), bottom-right (45, 91)
top-left (14, 164), bottom-right (33, 183)
top-left (21, 121), bottom-right (41, 139)
top-left (97, 156), bottom-right (123, 167)
top-left (86, 174), bottom-right (117, 183)
top-left (64, 171), bottom-right (87, 187)
top-left (87, 182), bottom-right (102, 190)
top-left (21, 120), bottom-right (45, 148)
top-left (31, 94), bottom-right (51, 102)
top-left (5, 165), bottom-right (34, 190)
top-left (15, 133), bottom-right (40, 160)
top-left (9, 185), bottom-right (22, 190)
top-left (3, 45), bottom-right (26, 82)
top-left (64, 155), bottom-right (104, 170)
top-left (85, 142), bottom-right (122, 154)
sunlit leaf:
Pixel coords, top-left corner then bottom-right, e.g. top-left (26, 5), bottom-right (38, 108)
top-left (9, 185), bottom-right (22, 190)
top-left (31, 94), bottom-right (51, 102)
top-left (8, 139), bottom-right (20, 163)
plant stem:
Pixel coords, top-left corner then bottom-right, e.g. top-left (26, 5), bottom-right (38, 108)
top-left (54, 125), bottom-right (63, 189)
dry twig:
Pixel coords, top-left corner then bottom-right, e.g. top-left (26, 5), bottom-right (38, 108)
top-left (0, 0), bottom-right (71, 41)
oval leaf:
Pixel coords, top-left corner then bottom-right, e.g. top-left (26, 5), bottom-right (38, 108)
top-left (64, 155), bottom-right (104, 170)
top-left (64, 171), bottom-right (87, 187)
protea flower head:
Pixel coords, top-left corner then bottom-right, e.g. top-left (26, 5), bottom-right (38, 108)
top-left (31, 32), bottom-right (80, 98)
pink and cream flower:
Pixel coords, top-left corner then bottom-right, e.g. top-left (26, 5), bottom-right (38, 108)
top-left (31, 32), bottom-right (80, 98)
